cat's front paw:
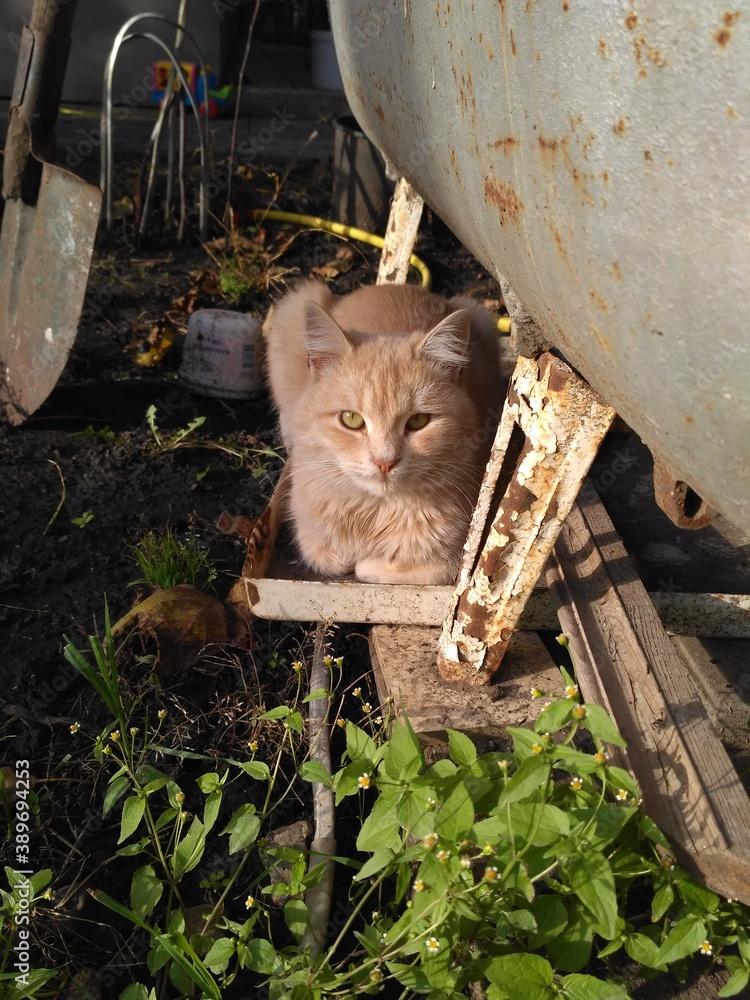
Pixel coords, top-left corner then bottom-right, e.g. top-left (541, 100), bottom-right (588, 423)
top-left (355, 557), bottom-right (454, 586)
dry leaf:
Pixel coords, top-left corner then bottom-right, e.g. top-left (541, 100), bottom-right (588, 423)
top-left (168, 287), bottom-right (199, 318)
top-left (131, 317), bottom-right (176, 367)
top-left (113, 585), bottom-right (228, 675)
top-left (311, 245), bottom-right (355, 280)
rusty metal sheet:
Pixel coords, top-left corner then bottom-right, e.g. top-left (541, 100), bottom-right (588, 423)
top-left (438, 353), bottom-right (614, 683)
top-left (330, 0), bottom-right (750, 533)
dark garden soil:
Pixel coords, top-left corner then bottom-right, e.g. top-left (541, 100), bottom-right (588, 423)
top-left (1, 155), bottom-right (748, 999)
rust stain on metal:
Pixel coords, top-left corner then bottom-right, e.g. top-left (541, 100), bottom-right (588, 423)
top-left (644, 148), bottom-right (653, 162)
top-left (546, 220), bottom-right (574, 273)
top-left (450, 149), bottom-right (462, 183)
top-left (598, 38), bottom-right (608, 55)
top-left (653, 461), bottom-right (717, 530)
top-left (491, 135), bottom-right (519, 154)
top-left (614, 118), bottom-right (628, 137)
top-left (625, 11), bottom-right (638, 29)
top-left (375, 104), bottom-right (385, 124)
top-left (538, 132), bottom-right (562, 158)
top-left (592, 324), bottom-right (614, 353)
top-left (562, 0), bottom-right (570, 11)
top-left (727, 104), bottom-right (737, 118)
top-left (589, 287), bottom-right (609, 314)
top-left (611, 260), bottom-right (622, 281)
top-left (484, 177), bottom-right (524, 225)
top-left (715, 10), bottom-right (742, 47)
top-left (510, 28), bottom-right (517, 55)
top-left (631, 31), bottom-right (667, 76)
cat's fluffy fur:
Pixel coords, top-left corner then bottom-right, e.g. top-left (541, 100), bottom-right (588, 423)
top-left (265, 280), bottom-right (502, 585)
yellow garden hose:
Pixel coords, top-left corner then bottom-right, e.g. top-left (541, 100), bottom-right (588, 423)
top-left (250, 208), bottom-right (432, 287)
top-left (249, 208), bottom-right (512, 333)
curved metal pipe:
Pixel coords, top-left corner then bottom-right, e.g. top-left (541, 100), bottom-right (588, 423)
top-left (101, 14), bottom-right (210, 236)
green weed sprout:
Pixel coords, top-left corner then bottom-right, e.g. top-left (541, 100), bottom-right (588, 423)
top-left (129, 528), bottom-right (217, 592)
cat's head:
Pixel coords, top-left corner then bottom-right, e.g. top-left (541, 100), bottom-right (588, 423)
top-left (296, 301), bottom-right (481, 497)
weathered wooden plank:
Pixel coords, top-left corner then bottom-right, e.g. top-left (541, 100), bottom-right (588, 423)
top-left (376, 176), bottom-right (424, 285)
top-left (546, 479), bottom-right (750, 903)
top-left (247, 577), bottom-right (453, 625)
top-left (370, 625), bottom-right (562, 743)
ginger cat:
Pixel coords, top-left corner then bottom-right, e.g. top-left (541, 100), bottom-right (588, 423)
top-left (265, 280), bottom-right (503, 585)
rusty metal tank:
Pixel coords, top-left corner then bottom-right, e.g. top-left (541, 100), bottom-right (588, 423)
top-left (329, 0), bottom-right (750, 532)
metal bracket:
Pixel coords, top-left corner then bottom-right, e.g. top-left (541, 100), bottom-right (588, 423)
top-left (437, 352), bottom-right (615, 683)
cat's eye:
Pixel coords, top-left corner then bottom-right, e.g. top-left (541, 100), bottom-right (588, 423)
top-left (339, 410), bottom-right (365, 430)
top-left (405, 412), bottom-right (430, 431)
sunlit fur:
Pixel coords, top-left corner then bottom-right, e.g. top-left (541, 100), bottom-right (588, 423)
top-left (265, 280), bottom-right (503, 584)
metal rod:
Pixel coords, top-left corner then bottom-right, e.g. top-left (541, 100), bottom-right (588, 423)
top-left (101, 13), bottom-right (210, 235)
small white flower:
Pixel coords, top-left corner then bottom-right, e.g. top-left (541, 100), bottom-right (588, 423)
top-left (699, 940), bottom-right (712, 956)
top-left (426, 937), bottom-right (440, 953)
top-left (570, 776), bottom-right (583, 791)
top-left (615, 788), bottom-right (628, 801)
top-left (413, 879), bottom-right (425, 892)
top-left (436, 849), bottom-right (451, 863)
top-left (358, 773), bottom-right (371, 789)
top-left (69, 722), bottom-right (80, 734)
top-left (565, 684), bottom-right (579, 699)
top-left (484, 866), bottom-right (499, 882)
top-left (423, 832), bottom-right (438, 849)
top-left (353, 687), bottom-right (362, 698)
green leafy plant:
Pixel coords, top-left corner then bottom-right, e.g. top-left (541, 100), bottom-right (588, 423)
top-left (145, 406), bottom-right (281, 479)
top-left (70, 510), bottom-right (94, 529)
top-left (1, 868), bottom-right (58, 999)
top-left (129, 528), bottom-right (217, 592)
top-left (73, 424), bottom-right (116, 442)
top-left (61, 617), bottom-right (750, 999)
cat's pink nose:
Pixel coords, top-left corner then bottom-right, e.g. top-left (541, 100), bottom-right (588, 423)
top-left (374, 458), bottom-right (398, 476)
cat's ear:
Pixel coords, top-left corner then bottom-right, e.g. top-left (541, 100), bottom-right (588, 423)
top-left (304, 301), bottom-right (353, 371)
top-left (419, 310), bottom-right (471, 371)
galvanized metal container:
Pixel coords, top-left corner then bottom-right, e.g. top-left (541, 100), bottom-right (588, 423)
top-left (330, 0), bottom-right (750, 532)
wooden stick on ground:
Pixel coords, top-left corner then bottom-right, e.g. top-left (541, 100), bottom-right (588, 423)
top-left (376, 177), bottom-right (424, 286)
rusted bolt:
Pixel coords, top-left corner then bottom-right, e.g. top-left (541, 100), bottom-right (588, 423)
top-left (652, 461), bottom-right (716, 530)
